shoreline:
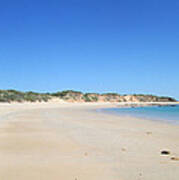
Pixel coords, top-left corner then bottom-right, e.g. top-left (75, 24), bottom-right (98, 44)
top-left (98, 102), bottom-right (179, 126)
top-left (115, 101), bottom-right (179, 108)
top-left (0, 102), bottom-right (178, 180)
top-left (99, 107), bottom-right (179, 126)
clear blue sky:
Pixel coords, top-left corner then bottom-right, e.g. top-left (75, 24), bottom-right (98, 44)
top-left (0, 0), bottom-right (179, 99)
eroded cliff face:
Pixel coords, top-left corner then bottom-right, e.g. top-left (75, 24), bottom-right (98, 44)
top-left (0, 90), bottom-right (177, 103)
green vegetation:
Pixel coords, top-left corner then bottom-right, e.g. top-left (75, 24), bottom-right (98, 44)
top-left (82, 93), bottom-right (99, 102)
top-left (51, 90), bottom-right (83, 101)
top-left (102, 93), bottom-right (119, 96)
top-left (52, 90), bottom-right (82, 98)
top-left (82, 94), bottom-right (91, 102)
top-left (0, 90), bottom-right (51, 103)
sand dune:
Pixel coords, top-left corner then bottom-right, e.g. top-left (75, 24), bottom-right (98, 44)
top-left (0, 102), bottom-right (178, 180)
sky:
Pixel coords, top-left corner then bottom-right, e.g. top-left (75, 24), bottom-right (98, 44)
top-left (0, 0), bottom-right (179, 99)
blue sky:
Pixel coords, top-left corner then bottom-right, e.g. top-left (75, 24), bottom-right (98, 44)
top-left (0, 0), bottom-right (179, 99)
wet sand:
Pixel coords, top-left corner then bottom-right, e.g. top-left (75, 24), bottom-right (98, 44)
top-left (0, 102), bottom-right (178, 180)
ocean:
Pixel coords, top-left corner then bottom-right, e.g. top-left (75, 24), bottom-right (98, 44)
top-left (104, 105), bottom-right (179, 125)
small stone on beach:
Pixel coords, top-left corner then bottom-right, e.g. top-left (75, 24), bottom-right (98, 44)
top-left (161, 150), bottom-right (170, 155)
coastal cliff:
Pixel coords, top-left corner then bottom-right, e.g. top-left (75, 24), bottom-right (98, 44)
top-left (0, 90), bottom-right (176, 103)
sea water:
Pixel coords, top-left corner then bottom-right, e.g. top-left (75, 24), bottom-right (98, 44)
top-left (104, 105), bottom-right (179, 125)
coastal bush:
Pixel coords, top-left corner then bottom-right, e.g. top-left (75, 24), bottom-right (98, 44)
top-left (51, 90), bottom-right (82, 98)
top-left (91, 96), bottom-right (98, 102)
top-left (102, 93), bottom-right (119, 96)
top-left (82, 94), bottom-right (99, 102)
top-left (0, 90), bottom-right (51, 103)
top-left (0, 90), bottom-right (24, 102)
top-left (82, 94), bottom-right (92, 102)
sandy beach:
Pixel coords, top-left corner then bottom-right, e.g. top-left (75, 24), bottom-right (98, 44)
top-left (0, 102), bottom-right (178, 180)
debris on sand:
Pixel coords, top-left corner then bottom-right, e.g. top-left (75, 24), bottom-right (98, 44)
top-left (171, 157), bottom-right (179, 161)
top-left (146, 131), bottom-right (152, 135)
top-left (121, 148), bottom-right (126, 152)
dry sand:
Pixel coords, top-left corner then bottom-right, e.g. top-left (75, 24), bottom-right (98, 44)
top-left (0, 102), bottom-right (178, 180)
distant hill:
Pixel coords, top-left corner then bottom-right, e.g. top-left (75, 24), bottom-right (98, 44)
top-left (0, 90), bottom-right (177, 103)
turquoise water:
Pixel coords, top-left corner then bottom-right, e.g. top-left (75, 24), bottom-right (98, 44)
top-left (104, 105), bottom-right (179, 125)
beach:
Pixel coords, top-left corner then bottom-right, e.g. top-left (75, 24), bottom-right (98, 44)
top-left (0, 102), bottom-right (178, 180)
